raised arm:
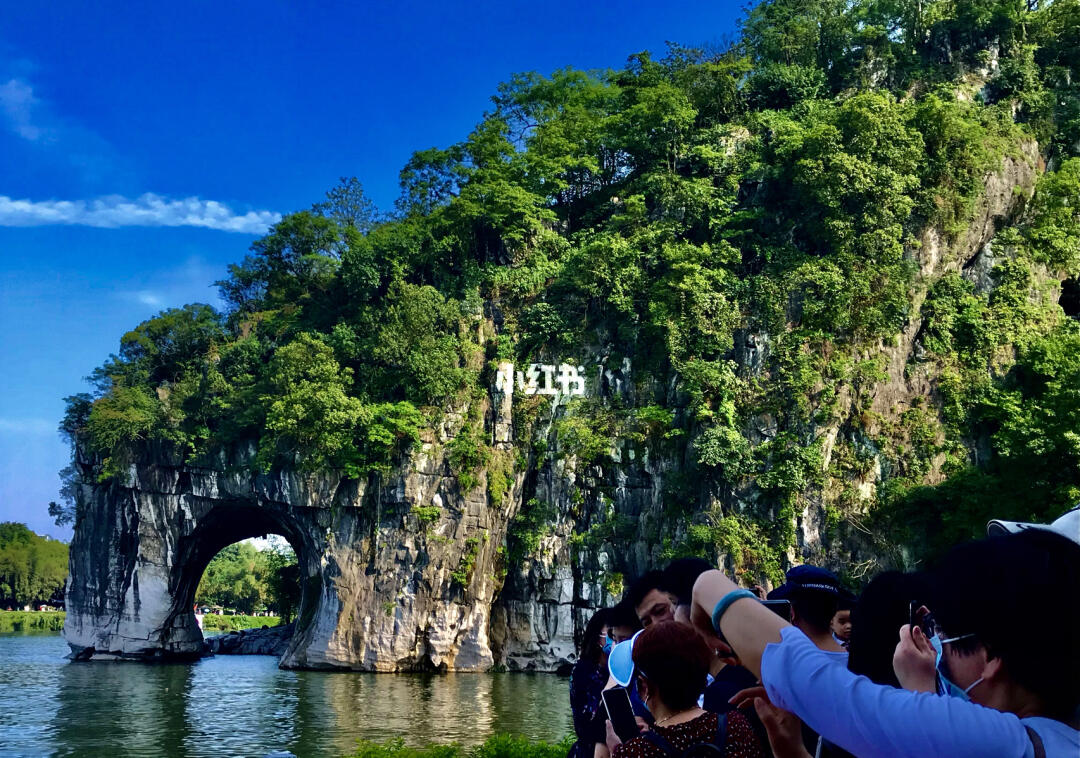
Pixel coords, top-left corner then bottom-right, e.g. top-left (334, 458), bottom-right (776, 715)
top-left (690, 569), bottom-right (788, 679)
top-left (691, 569), bottom-right (1032, 758)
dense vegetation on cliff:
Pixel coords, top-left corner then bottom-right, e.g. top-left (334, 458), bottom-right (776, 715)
top-left (58, 0), bottom-right (1080, 579)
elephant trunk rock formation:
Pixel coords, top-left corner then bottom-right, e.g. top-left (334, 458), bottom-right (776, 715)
top-left (64, 142), bottom-right (1042, 671)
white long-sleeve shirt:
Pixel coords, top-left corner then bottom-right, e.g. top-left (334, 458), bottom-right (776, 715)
top-left (760, 626), bottom-right (1079, 758)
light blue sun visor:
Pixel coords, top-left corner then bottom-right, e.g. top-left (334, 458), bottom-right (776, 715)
top-left (607, 629), bottom-right (642, 687)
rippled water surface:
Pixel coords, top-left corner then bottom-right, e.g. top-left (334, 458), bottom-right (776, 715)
top-left (0, 633), bottom-right (572, 758)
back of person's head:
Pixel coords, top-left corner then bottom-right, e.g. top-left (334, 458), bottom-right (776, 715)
top-left (932, 530), bottom-right (1080, 721)
top-left (847, 571), bottom-right (935, 687)
top-left (580, 606), bottom-right (612, 661)
top-left (790, 588), bottom-right (839, 634)
top-left (608, 599), bottom-right (642, 639)
top-left (632, 620), bottom-right (711, 711)
top-left (771, 564), bottom-right (842, 635)
top-left (662, 557), bottom-right (714, 605)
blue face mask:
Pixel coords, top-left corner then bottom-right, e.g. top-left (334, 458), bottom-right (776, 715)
top-left (602, 635), bottom-right (614, 655)
top-left (931, 634), bottom-right (983, 700)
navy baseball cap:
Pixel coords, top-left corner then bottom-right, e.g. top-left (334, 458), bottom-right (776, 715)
top-left (772, 565), bottom-right (842, 597)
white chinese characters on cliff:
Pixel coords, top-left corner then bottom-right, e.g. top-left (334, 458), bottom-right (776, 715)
top-left (495, 362), bottom-right (586, 396)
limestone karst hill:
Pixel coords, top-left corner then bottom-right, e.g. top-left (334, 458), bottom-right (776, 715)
top-left (59, 0), bottom-right (1080, 668)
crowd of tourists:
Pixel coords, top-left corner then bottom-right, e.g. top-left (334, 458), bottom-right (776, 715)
top-left (566, 507), bottom-right (1080, 758)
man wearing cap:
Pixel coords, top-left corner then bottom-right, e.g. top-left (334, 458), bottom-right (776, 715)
top-left (768, 565), bottom-right (847, 654)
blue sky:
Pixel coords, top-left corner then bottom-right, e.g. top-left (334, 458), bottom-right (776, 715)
top-left (0, 0), bottom-right (744, 539)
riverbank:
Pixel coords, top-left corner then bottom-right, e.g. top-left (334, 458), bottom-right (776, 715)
top-left (200, 613), bottom-right (283, 632)
top-left (0, 610), bottom-right (64, 632)
top-left (0, 610), bottom-right (282, 633)
top-left (345, 735), bottom-right (573, 758)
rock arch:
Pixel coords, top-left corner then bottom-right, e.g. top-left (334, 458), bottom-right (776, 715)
top-left (62, 440), bottom-right (532, 670)
top-left (169, 503), bottom-right (311, 658)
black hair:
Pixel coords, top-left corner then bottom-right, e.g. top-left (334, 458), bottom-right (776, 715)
top-left (790, 587), bottom-right (839, 634)
top-left (847, 571), bottom-right (936, 688)
top-left (609, 598), bottom-right (643, 633)
top-left (579, 606), bottom-right (612, 662)
top-left (932, 530), bottom-right (1080, 720)
top-left (625, 569), bottom-right (671, 611)
top-left (662, 557), bottom-right (714, 604)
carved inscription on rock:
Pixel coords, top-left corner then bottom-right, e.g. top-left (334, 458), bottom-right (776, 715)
top-left (494, 362), bottom-right (586, 397)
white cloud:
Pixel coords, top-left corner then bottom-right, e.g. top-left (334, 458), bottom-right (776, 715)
top-left (0, 78), bottom-right (48, 141)
top-left (0, 193), bottom-right (280, 234)
top-left (134, 291), bottom-right (164, 306)
top-left (0, 418), bottom-right (54, 435)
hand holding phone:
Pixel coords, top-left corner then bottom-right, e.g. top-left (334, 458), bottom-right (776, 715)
top-left (602, 687), bottom-right (641, 743)
top-left (909, 601), bottom-right (936, 639)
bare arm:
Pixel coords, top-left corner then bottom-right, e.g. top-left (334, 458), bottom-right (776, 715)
top-left (690, 570), bottom-right (790, 679)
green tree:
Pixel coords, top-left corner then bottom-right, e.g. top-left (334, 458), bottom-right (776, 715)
top-left (196, 542), bottom-right (268, 614)
top-left (0, 523), bottom-right (68, 608)
top-left (258, 333), bottom-right (365, 472)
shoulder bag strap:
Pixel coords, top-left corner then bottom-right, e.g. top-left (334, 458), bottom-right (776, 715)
top-left (714, 712), bottom-right (728, 746)
top-left (1024, 726), bottom-right (1046, 758)
top-left (643, 728), bottom-right (679, 756)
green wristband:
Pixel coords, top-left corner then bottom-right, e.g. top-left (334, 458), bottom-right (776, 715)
top-left (711, 589), bottom-right (756, 632)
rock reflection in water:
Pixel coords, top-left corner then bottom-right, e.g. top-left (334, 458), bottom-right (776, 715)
top-left (318, 672), bottom-right (568, 749)
top-left (2, 635), bottom-right (571, 758)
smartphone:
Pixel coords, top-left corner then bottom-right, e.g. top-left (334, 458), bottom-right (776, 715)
top-left (909, 601), bottom-right (936, 638)
top-left (602, 687), bottom-right (640, 743)
top-left (760, 599), bottom-right (791, 620)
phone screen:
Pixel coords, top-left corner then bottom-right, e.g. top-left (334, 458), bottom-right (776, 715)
top-left (760, 599), bottom-right (791, 620)
top-left (602, 687), bottom-right (640, 743)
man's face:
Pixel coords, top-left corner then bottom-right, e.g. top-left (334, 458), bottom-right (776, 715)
top-left (831, 609), bottom-right (852, 641)
top-left (635, 588), bottom-right (675, 627)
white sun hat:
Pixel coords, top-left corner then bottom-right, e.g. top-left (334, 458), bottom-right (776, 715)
top-left (987, 506), bottom-right (1080, 546)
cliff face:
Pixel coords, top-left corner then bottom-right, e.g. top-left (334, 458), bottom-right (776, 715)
top-left (65, 141), bottom-right (1043, 670)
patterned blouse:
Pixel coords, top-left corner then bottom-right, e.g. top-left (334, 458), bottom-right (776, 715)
top-left (612, 710), bottom-right (763, 758)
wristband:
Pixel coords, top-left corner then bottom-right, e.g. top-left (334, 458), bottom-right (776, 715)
top-left (711, 589), bottom-right (756, 632)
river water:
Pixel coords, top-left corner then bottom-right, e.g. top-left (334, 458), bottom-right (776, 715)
top-left (0, 633), bottom-right (573, 758)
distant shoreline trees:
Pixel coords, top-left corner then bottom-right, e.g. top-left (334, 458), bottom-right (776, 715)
top-left (0, 523), bottom-right (68, 609)
top-left (196, 540), bottom-right (300, 620)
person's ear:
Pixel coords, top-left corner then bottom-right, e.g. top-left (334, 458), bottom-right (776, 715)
top-left (980, 654), bottom-right (1004, 684)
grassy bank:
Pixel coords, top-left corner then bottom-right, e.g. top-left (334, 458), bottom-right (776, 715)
top-left (200, 614), bottom-right (283, 632)
top-left (0, 611), bottom-right (65, 632)
top-left (346, 735), bottom-right (573, 758)
top-left (0, 610), bottom-right (282, 633)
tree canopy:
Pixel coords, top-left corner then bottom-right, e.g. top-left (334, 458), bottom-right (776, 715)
top-left (0, 523), bottom-right (68, 609)
top-left (195, 540), bottom-right (299, 619)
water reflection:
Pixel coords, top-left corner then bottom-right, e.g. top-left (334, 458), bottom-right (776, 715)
top-left (53, 661), bottom-right (195, 757)
top-left (1, 634), bottom-right (571, 758)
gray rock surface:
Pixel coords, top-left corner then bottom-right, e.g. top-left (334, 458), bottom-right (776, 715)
top-left (205, 623), bottom-right (295, 656)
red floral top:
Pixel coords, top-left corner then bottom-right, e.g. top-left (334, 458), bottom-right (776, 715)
top-left (612, 710), bottom-right (763, 758)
